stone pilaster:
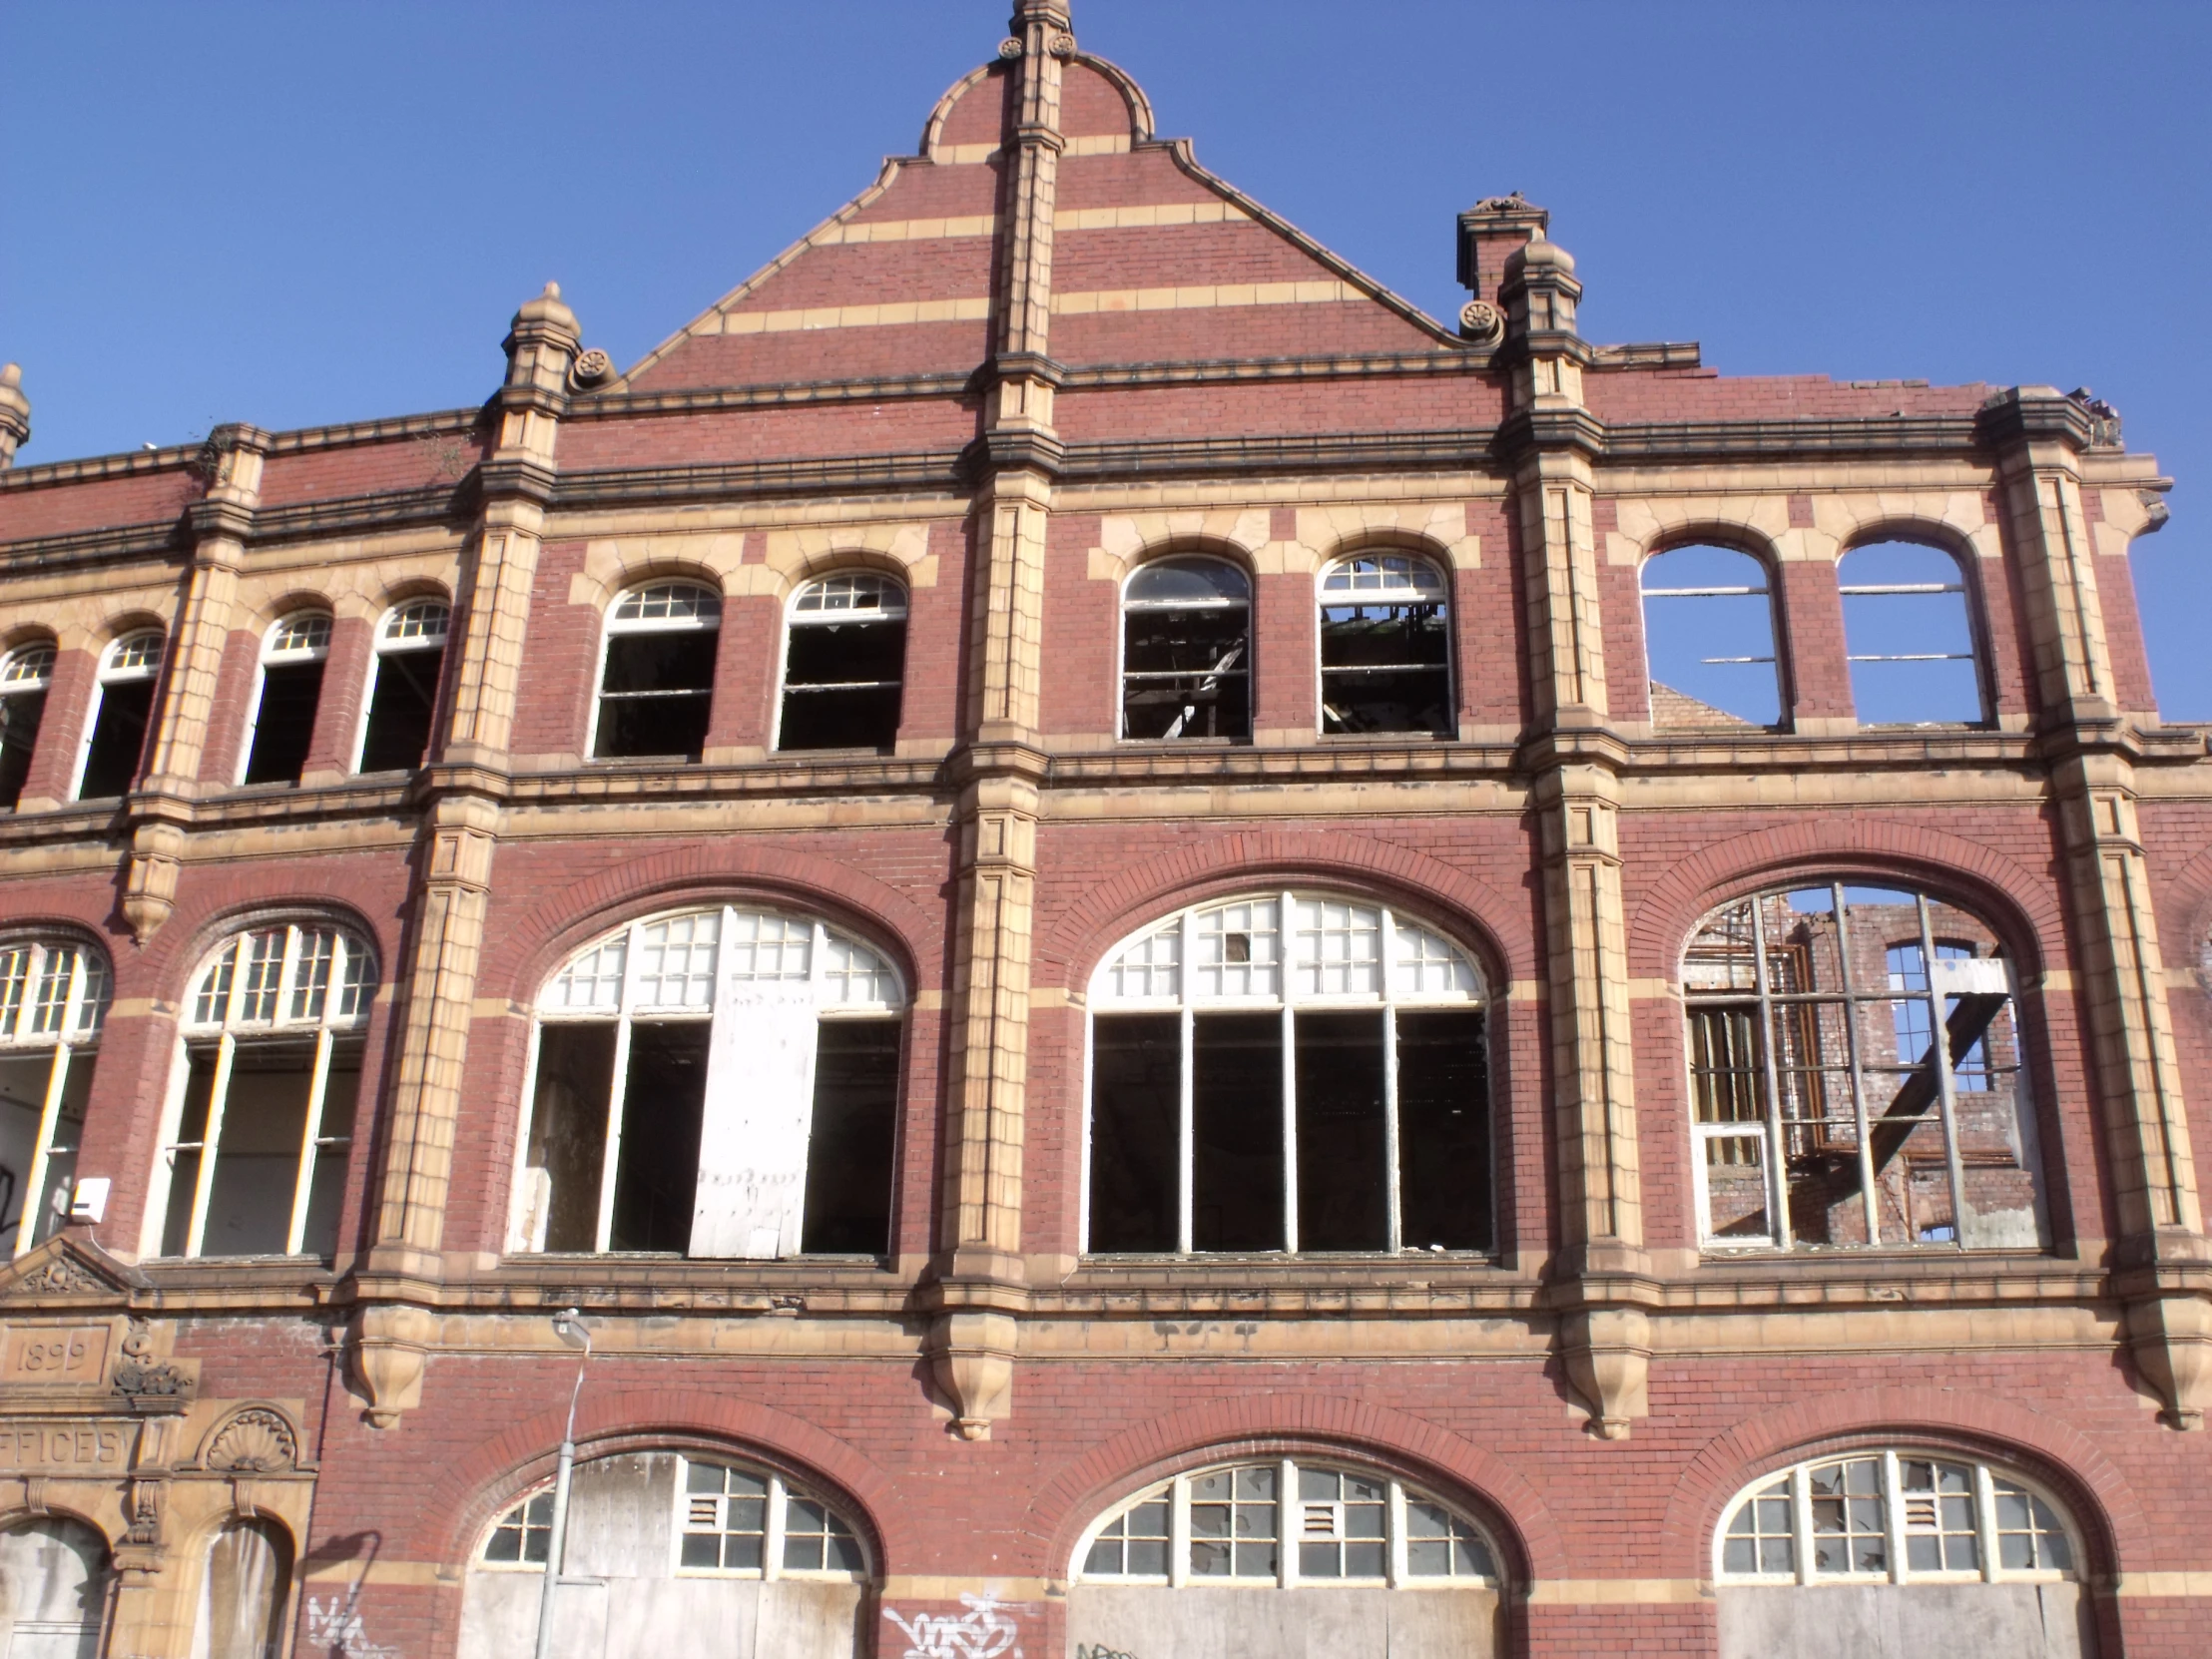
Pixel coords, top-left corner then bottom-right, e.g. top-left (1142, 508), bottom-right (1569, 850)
top-left (0, 363), bottom-right (28, 468)
top-left (352, 286), bottom-right (578, 1422)
top-left (926, 2), bottom-right (1070, 1439)
top-left (1501, 236), bottom-right (1654, 1437)
top-left (121, 425), bottom-right (270, 943)
top-left (1983, 386), bottom-right (2211, 1426)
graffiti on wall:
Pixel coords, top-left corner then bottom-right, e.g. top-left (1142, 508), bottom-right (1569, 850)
top-left (304, 1591), bottom-right (399, 1659)
top-left (884, 1591), bottom-right (1030, 1659)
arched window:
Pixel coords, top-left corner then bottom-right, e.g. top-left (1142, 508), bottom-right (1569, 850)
top-left (192, 1518), bottom-right (291, 1659)
top-left (460, 1450), bottom-right (868, 1659)
top-left (1122, 556), bottom-right (1251, 741)
top-left (1839, 541), bottom-right (1984, 725)
top-left (512, 905), bottom-right (904, 1259)
top-left (1640, 545), bottom-right (1781, 728)
top-left (153, 922), bottom-right (373, 1259)
top-left (778, 573), bottom-right (907, 752)
top-left (0, 936), bottom-right (111, 1260)
top-left (0, 642), bottom-right (56, 811)
top-left (1070, 1458), bottom-right (1499, 1657)
top-left (1086, 894), bottom-right (1489, 1256)
top-left (240, 612), bottom-right (330, 786)
top-left (0, 1514), bottom-right (113, 1659)
top-left (1682, 883), bottom-right (2044, 1253)
top-left (1318, 553), bottom-right (1452, 736)
top-left (73, 630), bottom-right (163, 800)
top-left (593, 581), bottom-right (722, 761)
top-left (354, 599), bottom-right (448, 773)
top-left (1714, 1449), bottom-right (2083, 1659)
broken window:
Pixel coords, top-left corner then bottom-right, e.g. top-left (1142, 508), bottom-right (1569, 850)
top-left (1839, 541), bottom-right (1984, 725)
top-left (355, 599), bottom-right (448, 773)
top-left (778, 572), bottom-right (907, 752)
top-left (1121, 556), bottom-right (1251, 741)
top-left (1717, 1449), bottom-right (2076, 1586)
top-left (509, 905), bottom-right (903, 1259)
top-left (0, 1515), bottom-right (113, 1659)
top-left (193, 1518), bottom-right (291, 1659)
top-left (240, 612), bottom-right (330, 786)
top-left (1639, 545), bottom-right (1780, 728)
top-left (593, 581), bottom-right (721, 761)
top-left (1318, 553), bottom-right (1452, 736)
top-left (0, 937), bottom-right (110, 1260)
top-left (1076, 1459), bottom-right (1498, 1588)
top-left (74, 630), bottom-right (163, 801)
top-left (1682, 883), bottom-right (2045, 1253)
top-left (0, 642), bottom-right (56, 811)
top-left (154, 922), bottom-right (372, 1259)
top-left (1086, 893), bottom-right (1490, 1255)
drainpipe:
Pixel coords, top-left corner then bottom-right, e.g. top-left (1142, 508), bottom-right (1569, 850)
top-left (532, 1309), bottom-right (592, 1659)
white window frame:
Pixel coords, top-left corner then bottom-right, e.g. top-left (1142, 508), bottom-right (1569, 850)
top-left (69, 630), bottom-right (164, 801)
top-left (771, 571), bottom-right (909, 753)
top-left (350, 599), bottom-right (449, 773)
top-left (587, 581), bottom-right (723, 761)
top-left (1713, 1448), bottom-right (2080, 1589)
top-left (146, 921), bottom-right (373, 1259)
top-left (1072, 1458), bottom-right (1499, 1592)
top-left (1837, 541), bottom-right (1989, 727)
top-left (1081, 892), bottom-right (1487, 1256)
top-left (1118, 555), bottom-right (1254, 743)
top-left (1314, 552), bottom-right (1454, 739)
top-left (472, 1454), bottom-right (869, 1583)
top-left (1681, 882), bottom-right (2034, 1255)
top-left (509, 904), bottom-right (905, 1257)
top-left (0, 936), bottom-right (111, 1259)
top-left (236, 611), bottom-right (332, 786)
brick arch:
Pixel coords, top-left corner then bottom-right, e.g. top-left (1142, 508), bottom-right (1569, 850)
top-left (1023, 1390), bottom-right (1566, 1584)
top-left (137, 883), bottom-right (401, 1011)
top-left (1625, 818), bottom-right (2062, 980)
top-left (479, 839), bottom-right (946, 1005)
top-left (1658, 1384), bottom-right (2143, 1581)
top-left (1312, 526), bottom-right (1458, 573)
top-left (1640, 522), bottom-right (1787, 572)
top-left (1035, 829), bottom-right (1535, 991)
top-left (420, 1385), bottom-right (900, 1570)
top-left (1837, 518), bottom-right (1982, 563)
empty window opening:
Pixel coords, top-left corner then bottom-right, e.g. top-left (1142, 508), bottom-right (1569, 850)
top-left (355, 600), bottom-right (448, 773)
top-left (594, 582), bottom-right (722, 761)
top-left (0, 1515), bottom-right (114, 1659)
top-left (1683, 883), bottom-right (2044, 1253)
top-left (1122, 557), bottom-right (1252, 741)
top-left (74, 630), bottom-right (163, 800)
top-left (778, 573), bottom-right (907, 752)
top-left (194, 1518), bottom-right (292, 1659)
top-left (0, 937), bottom-right (110, 1260)
top-left (155, 923), bottom-right (372, 1259)
top-left (1839, 541), bottom-right (1983, 725)
top-left (511, 906), bottom-right (904, 1260)
top-left (1077, 1459), bottom-right (1498, 1588)
top-left (1086, 894), bottom-right (1490, 1256)
top-left (1318, 554), bottom-right (1452, 737)
top-left (0, 643), bottom-right (56, 811)
top-left (1640, 546), bottom-right (1780, 729)
top-left (240, 612), bottom-right (330, 786)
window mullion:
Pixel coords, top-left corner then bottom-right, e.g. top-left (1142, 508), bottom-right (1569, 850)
top-left (1178, 910), bottom-right (1196, 1254)
top-left (765, 1475), bottom-right (787, 1583)
top-left (279, 925), bottom-right (303, 1025)
top-left (221, 939), bottom-right (251, 1031)
top-left (284, 1026), bottom-right (335, 1255)
top-left (1973, 1462), bottom-right (1998, 1583)
top-left (4, 945), bottom-right (31, 1043)
top-left (1281, 889), bottom-right (1298, 1256)
top-left (1749, 900), bottom-right (1793, 1251)
top-left (1918, 897), bottom-right (1971, 1248)
top-left (1386, 1479), bottom-right (1407, 1588)
top-left (596, 925), bottom-right (643, 1253)
top-left (1829, 883), bottom-right (1882, 1246)
top-left (1169, 1474), bottom-right (1190, 1588)
top-left (1883, 1450), bottom-right (1906, 1585)
top-left (17, 1045), bottom-right (71, 1259)
top-left (58, 946), bottom-right (84, 1041)
top-left (1381, 909), bottom-right (1402, 1254)
top-left (509, 1020), bottom-right (546, 1253)
top-left (1279, 1457), bottom-right (1298, 1589)
top-left (1791, 1465), bottom-right (1813, 1586)
top-left (186, 1032), bottom-right (237, 1258)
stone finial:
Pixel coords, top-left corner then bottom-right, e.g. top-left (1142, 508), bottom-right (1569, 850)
top-left (502, 281), bottom-right (583, 396)
top-left (0, 363), bottom-right (29, 469)
top-left (1456, 193), bottom-right (1550, 298)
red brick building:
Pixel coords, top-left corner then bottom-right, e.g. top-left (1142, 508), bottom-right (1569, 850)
top-left (0, 5), bottom-right (2204, 1656)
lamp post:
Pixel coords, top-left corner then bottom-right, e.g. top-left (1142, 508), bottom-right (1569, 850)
top-left (532, 1308), bottom-right (592, 1659)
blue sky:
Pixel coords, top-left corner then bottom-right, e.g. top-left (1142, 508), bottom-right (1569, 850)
top-left (7, 1), bottom-right (2207, 714)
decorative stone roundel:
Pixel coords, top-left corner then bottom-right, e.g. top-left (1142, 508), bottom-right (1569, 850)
top-left (1458, 299), bottom-right (1504, 344)
top-left (998, 36), bottom-right (1023, 59)
top-left (205, 1408), bottom-right (298, 1473)
top-left (571, 348), bottom-right (613, 386)
top-left (1049, 32), bottom-right (1077, 57)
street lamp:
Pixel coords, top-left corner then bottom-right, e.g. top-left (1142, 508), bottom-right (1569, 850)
top-left (531, 1308), bottom-right (592, 1659)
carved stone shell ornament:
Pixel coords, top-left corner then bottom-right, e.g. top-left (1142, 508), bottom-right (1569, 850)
top-left (205, 1408), bottom-right (298, 1473)
top-left (1458, 299), bottom-right (1505, 344)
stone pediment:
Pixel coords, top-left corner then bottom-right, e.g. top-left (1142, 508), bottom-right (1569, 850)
top-left (0, 1238), bottom-right (148, 1307)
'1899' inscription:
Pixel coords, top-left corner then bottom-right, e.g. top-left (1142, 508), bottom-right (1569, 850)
top-left (0, 1423), bottom-right (129, 1470)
